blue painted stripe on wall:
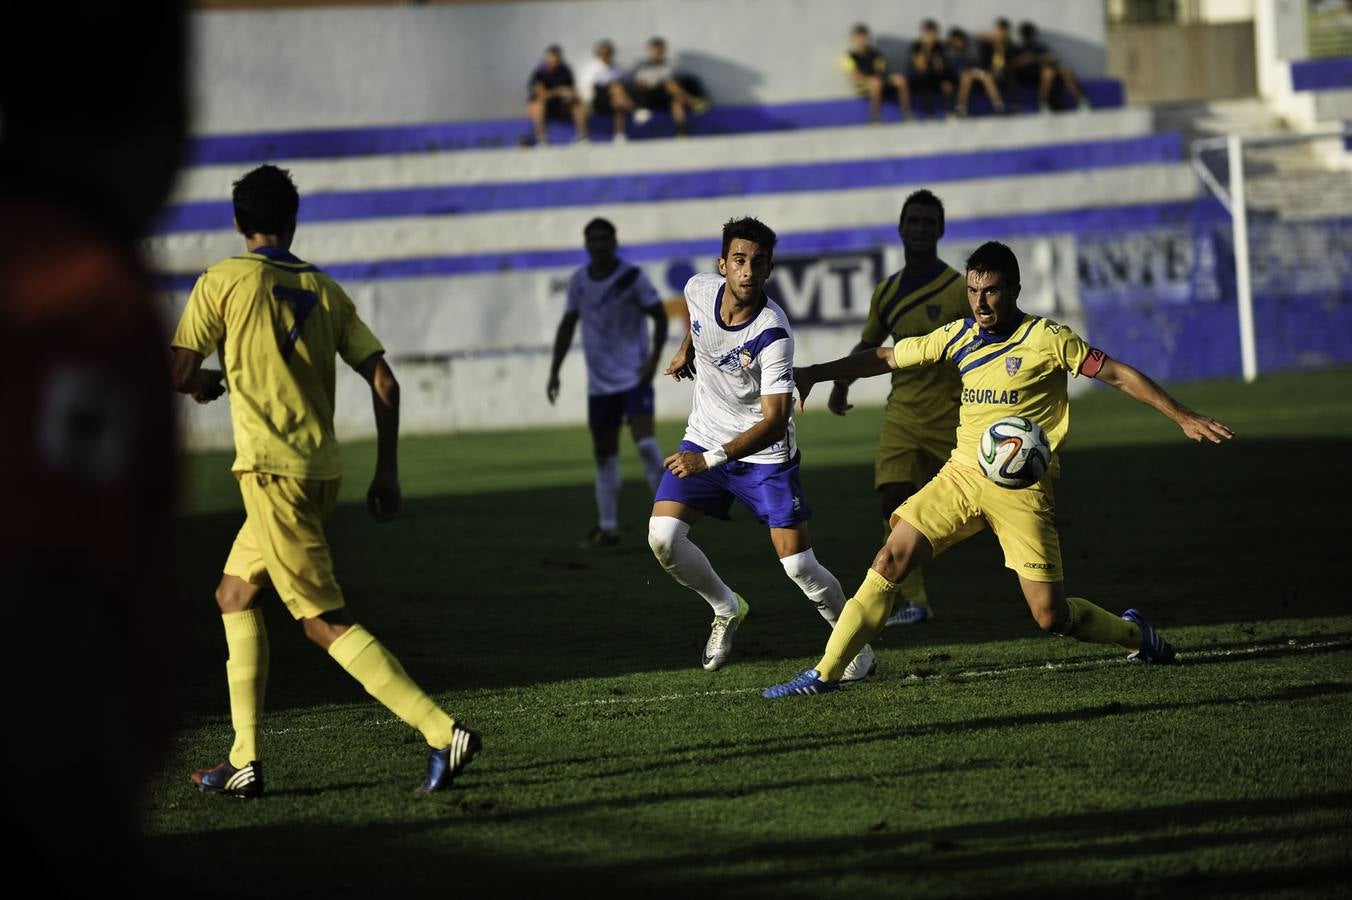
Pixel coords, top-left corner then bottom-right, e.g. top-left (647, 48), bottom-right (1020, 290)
top-left (157, 198), bottom-right (1222, 291)
top-left (157, 132), bottom-right (1183, 234)
top-left (1290, 56), bottom-right (1352, 92)
top-left (185, 80), bottom-right (1127, 164)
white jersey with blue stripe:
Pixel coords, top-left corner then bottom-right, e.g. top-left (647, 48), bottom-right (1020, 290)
top-left (682, 273), bottom-right (796, 464)
top-left (566, 259), bottom-right (663, 396)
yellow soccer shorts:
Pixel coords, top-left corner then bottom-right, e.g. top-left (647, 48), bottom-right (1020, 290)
top-left (893, 460), bottom-right (1064, 583)
top-left (223, 472), bottom-right (346, 619)
top-left (874, 408), bottom-right (958, 491)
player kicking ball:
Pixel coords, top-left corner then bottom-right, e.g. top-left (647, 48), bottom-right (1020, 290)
top-left (764, 241), bottom-right (1233, 698)
top-left (649, 217), bottom-right (874, 680)
top-left (170, 165), bottom-right (479, 794)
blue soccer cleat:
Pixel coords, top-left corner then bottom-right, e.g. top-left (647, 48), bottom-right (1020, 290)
top-left (1122, 608), bottom-right (1177, 664)
top-left (190, 759), bottom-right (263, 799)
top-left (886, 603), bottom-right (932, 627)
top-left (762, 668), bottom-right (840, 699)
top-left (416, 723), bottom-right (482, 794)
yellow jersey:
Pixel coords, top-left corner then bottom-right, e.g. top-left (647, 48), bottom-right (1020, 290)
top-left (171, 247), bottom-right (384, 480)
top-left (893, 313), bottom-right (1102, 470)
top-left (860, 260), bottom-right (969, 429)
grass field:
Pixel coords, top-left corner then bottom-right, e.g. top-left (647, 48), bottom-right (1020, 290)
top-left (147, 368), bottom-right (1352, 897)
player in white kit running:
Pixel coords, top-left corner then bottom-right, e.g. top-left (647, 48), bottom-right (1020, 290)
top-left (648, 217), bottom-right (876, 679)
top-left (549, 218), bottom-right (669, 547)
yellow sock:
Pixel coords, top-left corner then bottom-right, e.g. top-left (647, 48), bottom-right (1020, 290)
top-left (327, 625), bottom-right (455, 749)
top-left (897, 567), bottom-right (930, 611)
top-left (1060, 596), bottom-right (1140, 650)
top-left (223, 609), bottom-right (268, 768)
top-left (816, 569), bottom-right (898, 681)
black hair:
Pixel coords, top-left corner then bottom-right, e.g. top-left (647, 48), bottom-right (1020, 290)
top-left (721, 216), bottom-right (777, 260)
top-left (851, 23), bottom-right (870, 36)
top-left (648, 36), bottom-right (666, 49)
top-left (545, 44), bottom-right (562, 56)
top-left (948, 27), bottom-right (968, 41)
top-left (921, 19), bottom-right (938, 31)
top-left (1019, 21), bottom-right (1038, 41)
top-left (232, 164), bottom-right (299, 238)
top-left (583, 217), bottom-right (616, 238)
top-left (899, 189), bottom-right (945, 229)
top-left (966, 241), bottom-right (1020, 290)
top-left (996, 17), bottom-right (1011, 30)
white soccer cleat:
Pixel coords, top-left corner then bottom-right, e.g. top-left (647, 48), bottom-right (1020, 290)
top-left (840, 643), bottom-right (877, 683)
top-left (701, 594), bottom-right (749, 671)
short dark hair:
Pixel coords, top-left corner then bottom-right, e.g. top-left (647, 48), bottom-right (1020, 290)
top-left (1018, 21), bottom-right (1037, 41)
top-left (921, 19), bottom-right (938, 32)
top-left (232, 164), bottom-right (299, 237)
top-left (995, 17), bottom-right (1011, 30)
top-left (545, 44), bottom-right (562, 56)
top-left (852, 23), bottom-right (870, 36)
top-left (583, 217), bottom-right (616, 238)
top-left (648, 36), bottom-right (666, 49)
top-left (948, 27), bottom-right (968, 41)
top-left (721, 216), bottom-right (777, 260)
top-left (966, 241), bottom-right (1020, 290)
top-left (899, 189), bottom-right (945, 229)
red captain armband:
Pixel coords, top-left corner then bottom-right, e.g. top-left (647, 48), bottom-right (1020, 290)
top-left (1080, 347), bottom-right (1107, 378)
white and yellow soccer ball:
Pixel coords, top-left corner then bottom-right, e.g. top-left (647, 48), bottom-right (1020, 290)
top-left (977, 416), bottom-right (1050, 489)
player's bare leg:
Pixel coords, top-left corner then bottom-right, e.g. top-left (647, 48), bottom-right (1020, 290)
top-left (977, 70), bottom-right (1005, 113)
top-left (890, 73), bottom-right (914, 119)
top-left (771, 523), bottom-right (876, 682)
top-left (955, 71), bottom-right (974, 116)
top-left (628, 414), bottom-right (665, 494)
top-left (526, 98), bottom-right (548, 144)
top-left (876, 481), bottom-right (932, 626)
top-left (866, 75), bottom-right (884, 122)
top-left (564, 90), bottom-right (590, 142)
top-left (649, 500), bottom-right (747, 669)
top-left (1020, 577), bottom-right (1175, 663)
top-left (1038, 65), bottom-right (1056, 111)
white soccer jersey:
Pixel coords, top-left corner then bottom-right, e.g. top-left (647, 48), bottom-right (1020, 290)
top-left (682, 272), bottom-right (796, 464)
top-left (565, 260), bottom-right (663, 396)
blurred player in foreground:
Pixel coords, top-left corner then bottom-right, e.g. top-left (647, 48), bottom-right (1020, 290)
top-left (548, 218), bottom-right (668, 546)
top-left (170, 165), bottom-right (479, 795)
top-left (827, 190), bottom-right (968, 627)
top-left (649, 217), bottom-right (874, 679)
top-left (765, 241), bottom-right (1233, 698)
top-left (1, 1), bottom-right (184, 888)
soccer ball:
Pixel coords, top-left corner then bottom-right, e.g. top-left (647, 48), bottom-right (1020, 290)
top-left (977, 416), bottom-right (1050, 489)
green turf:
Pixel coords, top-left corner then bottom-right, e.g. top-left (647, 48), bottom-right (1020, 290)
top-left (150, 368), bottom-right (1352, 897)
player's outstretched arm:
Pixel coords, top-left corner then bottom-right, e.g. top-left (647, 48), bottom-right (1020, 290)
top-left (664, 392), bottom-right (792, 478)
top-left (168, 347), bottom-right (225, 404)
top-left (794, 346), bottom-right (896, 411)
top-left (1097, 357), bottom-right (1234, 444)
top-left (664, 331), bottom-right (696, 382)
top-left (827, 338), bottom-right (882, 416)
top-left (546, 312), bottom-right (579, 405)
top-left (357, 352), bottom-right (403, 521)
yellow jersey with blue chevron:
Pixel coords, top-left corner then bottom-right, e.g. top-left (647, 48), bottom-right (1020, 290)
top-left (861, 260), bottom-right (968, 428)
top-left (171, 246), bottom-right (384, 480)
top-left (893, 313), bottom-right (1102, 470)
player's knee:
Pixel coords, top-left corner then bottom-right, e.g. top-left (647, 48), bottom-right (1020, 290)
top-left (871, 543), bottom-right (910, 582)
top-left (780, 551), bottom-right (809, 581)
top-left (214, 579), bottom-right (252, 613)
top-left (648, 515), bottom-right (686, 567)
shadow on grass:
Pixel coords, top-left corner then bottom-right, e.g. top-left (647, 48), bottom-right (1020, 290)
top-left (167, 438), bottom-right (1352, 716)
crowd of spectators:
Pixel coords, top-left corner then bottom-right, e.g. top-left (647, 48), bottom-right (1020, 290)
top-left (525, 19), bottom-right (1091, 144)
top-left (843, 17), bottom-right (1091, 121)
top-left (526, 36), bottom-right (708, 145)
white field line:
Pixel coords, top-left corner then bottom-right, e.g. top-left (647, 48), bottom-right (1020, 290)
top-left (242, 637), bottom-right (1351, 738)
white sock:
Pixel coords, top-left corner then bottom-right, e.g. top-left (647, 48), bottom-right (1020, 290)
top-left (780, 548), bottom-right (846, 626)
top-left (648, 516), bottom-right (739, 617)
top-left (635, 437), bottom-right (664, 494)
top-left (595, 455), bottom-right (620, 531)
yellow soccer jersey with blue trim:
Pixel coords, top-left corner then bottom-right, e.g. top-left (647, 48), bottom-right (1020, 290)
top-left (171, 248), bottom-right (384, 480)
top-left (860, 261), bottom-right (968, 428)
top-left (893, 313), bottom-right (1098, 469)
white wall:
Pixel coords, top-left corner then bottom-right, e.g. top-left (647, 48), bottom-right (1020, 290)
top-left (190, 0), bottom-right (1106, 133)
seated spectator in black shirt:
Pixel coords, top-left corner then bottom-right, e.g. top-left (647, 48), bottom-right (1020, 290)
top-left (1014, 21), bottom-right (1091, 112)
top-left (907, 19), bottom-right (953, 116)
top-left (842, 23), bottom-right (913, 122)
top-left (625, 37), bottom-right (706, 137)
top-left (526, 44), bottom-right (589, 145)
top-left (979, 17), bottom-right (1017, 108)
top-left (946, 26), bottom-right (1004, 117)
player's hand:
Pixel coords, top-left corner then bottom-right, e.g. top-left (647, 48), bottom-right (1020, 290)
top-left (665, 346), bottom-right (696, 381)
top-left (546, 374), bottom-right (561, 405)
top-left (664, 450), bottom-right (707, 478)
top-left (1179, 411), bottom-right (1234, 444)
top-left (193, 370), bottom-right (226, 404)
top-left (367, 471), bottom-right (402, 522)
top-left (827, 381), bottom-right (853, 416)
top-left (793, 367), bottom-right (815, 412)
